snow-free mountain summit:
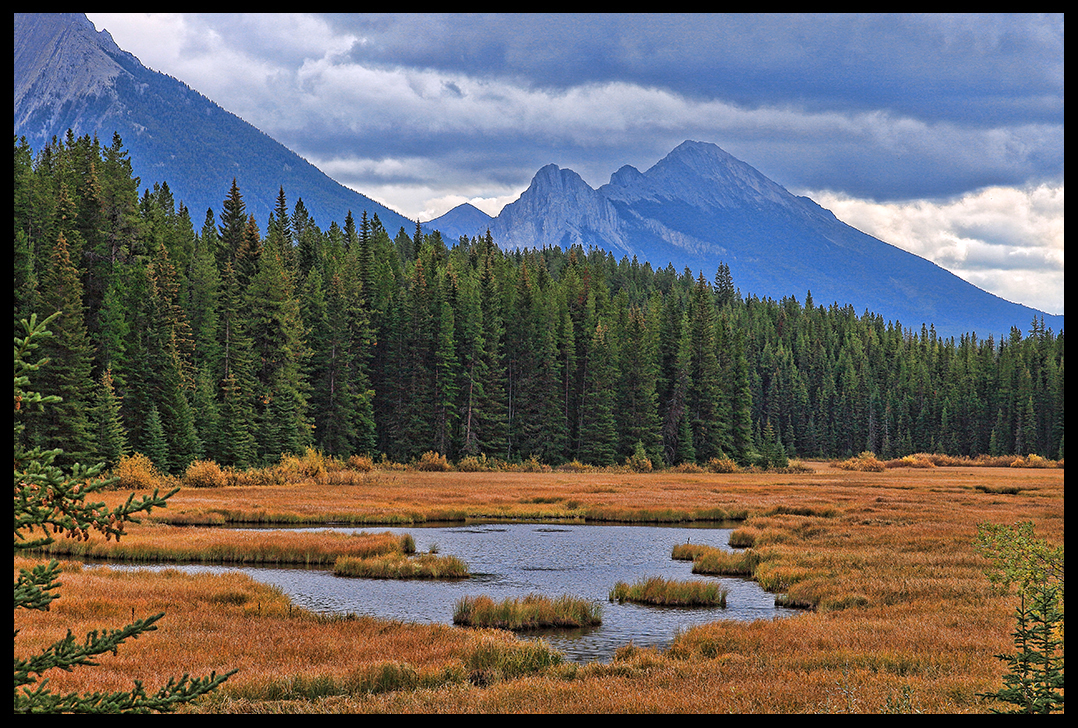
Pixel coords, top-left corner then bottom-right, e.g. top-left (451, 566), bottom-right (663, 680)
top-left (429, 140), bottom-right (1062, 340)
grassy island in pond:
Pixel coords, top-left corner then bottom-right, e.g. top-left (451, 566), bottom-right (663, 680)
top-left (333, 552), bottom-right (470, 579)
top-left (453, 593), bottom-right (602, 630)
top-left (609, 576), bottom-right (728, 607)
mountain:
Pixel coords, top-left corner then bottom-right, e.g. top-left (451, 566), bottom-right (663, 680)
top-left (13, 13), bottom-right (415, 235)
top-left (429, 140), bottom-right (1063, 340)
top-left (426, 202), bottom-right (493, 242)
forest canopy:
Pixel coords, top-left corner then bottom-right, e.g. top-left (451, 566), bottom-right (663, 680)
top-left (13, 132), bottom-right (1065, 472)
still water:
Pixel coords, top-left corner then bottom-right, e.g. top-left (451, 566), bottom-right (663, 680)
top-left (128, 523), bottom-right (797, 663)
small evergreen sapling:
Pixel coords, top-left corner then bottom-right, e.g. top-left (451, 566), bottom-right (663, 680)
top-left (975, 521), bottom-right (1064, 714)
top-left (14, 314), bottom-right (234, 713)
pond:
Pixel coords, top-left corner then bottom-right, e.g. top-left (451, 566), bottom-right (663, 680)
top-left (121, 522), bottom-right (798, 663)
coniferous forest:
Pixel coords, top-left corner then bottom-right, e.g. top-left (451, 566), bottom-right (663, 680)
top-left (14, 133), bottom-right (1065, 474)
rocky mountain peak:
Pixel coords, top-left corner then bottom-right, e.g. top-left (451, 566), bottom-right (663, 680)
top-left (608, 164), bottom-right (645, 188)
top-left (14, 13), bottom-right (138, 146)
top-left (640, 140), bottom-right (794, 209)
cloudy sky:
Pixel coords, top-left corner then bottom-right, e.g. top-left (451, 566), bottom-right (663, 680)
top-left (85, 13), bottom-right (1064, 316)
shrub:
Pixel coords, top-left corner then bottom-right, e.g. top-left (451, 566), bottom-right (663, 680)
top-left (886, 454), bottom-right (936, 468)
top-left (347, 454), bottom-right (374, 472)
top-left (626, 441), bottom-right (654, 473)
top-left (508, 456), bottom-right (550, 473)
top-left (183, 460), bottom-right (230, 488)
top-left (278, 448), bottom-right (331, 481)
top-left (706, 456), bottom-right (739, 473)
top-left (114, 452), bottom-right (167, 490)
top-left (456, 454), bottom-right (495, 472)
top-left (414, 451), bottom-right (452, 471)
top-left (835, 451), bottom-right (886, 472)
top-left (1012, 454), bottom-right (1053, 469)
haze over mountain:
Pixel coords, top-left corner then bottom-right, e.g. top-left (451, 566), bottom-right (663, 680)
top-left (14, 13), bottom-right (1061, 340)
top-left (429, 140), bottom-right (1063, 340)
top-left (13, 12), bottom-right (414, 234)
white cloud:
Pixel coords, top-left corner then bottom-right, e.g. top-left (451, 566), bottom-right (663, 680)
top-left (808, 185), bottom-right (1065, 315)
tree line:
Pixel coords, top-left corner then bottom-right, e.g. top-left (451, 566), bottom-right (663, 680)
top-left (13, 132), bottom-right (1065, 473)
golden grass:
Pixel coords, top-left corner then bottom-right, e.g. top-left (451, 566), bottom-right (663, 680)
top-left (609, 576), bottom-right (728, 607)
top-left (15, 460), bottom-right (1064, 713)
top-left (32, 526), bottom-right (414, 566)
top-left (333, 552), bottom-right (470, 580)
top-left (453, 594), bottom-right (602, 630)
top-left (12, 559), bottom-right (542, 702)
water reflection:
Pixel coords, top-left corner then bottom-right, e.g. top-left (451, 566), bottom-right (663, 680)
top-left (115, 523), bottom-right (797, 663)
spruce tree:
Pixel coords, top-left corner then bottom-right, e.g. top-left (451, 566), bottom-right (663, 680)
top-left (245, 248), bottom-right (310, 462)
top-left (614, 305), bottom-right (661, 461)
top-left (685, 274), bottom-right (727, 461)
top-left (15, 315), bottom-right (234, 712)
top-left (975, 522), bottom-right (1064, 714)
top-left (91, 367), bottom-right (128, 469)
top-left (31, 233), bottom-right (96, 465)
top-left (577, 320), bottom-right (618, 465)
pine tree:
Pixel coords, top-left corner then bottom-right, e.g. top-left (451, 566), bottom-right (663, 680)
top-left (245, 248), bottom-right (311, 462)
top-left (30, 233), bottom-right (96, 465)
top-left (725, 322), bottom-right (755, 462)
top-left (429, 262), bottom-right (460, 458)
top-left (975, 522), bottom-right (1064, 714)
top-left (91, 367), bottom-right (128, 469)
top-left (216, 179), bottom-right (248, 270)
top-left (614, 305), bottom-right (661, 461)
top-left (141, 404), bottom-right (169, 472)
top-left (684, 274), bottom-right (727, 461)
top-left (15, 315), bottom-right (234, 713)
top-left (577, 320), bottom-right (618, 465)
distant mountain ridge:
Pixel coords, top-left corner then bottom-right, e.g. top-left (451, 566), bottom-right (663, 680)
top-left (13, 13), bottom-right (415, 234)
top-left (429, 140), bottom-right (1063, 340)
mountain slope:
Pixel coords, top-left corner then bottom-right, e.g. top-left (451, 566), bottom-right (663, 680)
top-left (14, 13), bottom-right (415, 234)
top-left (431, 140), bottom-right (1062, 339)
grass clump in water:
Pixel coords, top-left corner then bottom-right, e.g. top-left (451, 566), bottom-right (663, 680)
top-left (453, 593), bottom-right (602, 630)
top-left (690, 547), bottom-right (759, 576)
top-left (609, 576), bottom-right (728, 607)
top-left (333, 552), bottom-right (469, 579)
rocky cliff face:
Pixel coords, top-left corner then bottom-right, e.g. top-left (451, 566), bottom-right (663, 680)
top-left (14, 13), bottom-right (132, 146)
top-left (490, 164), bottom-right (627, 255)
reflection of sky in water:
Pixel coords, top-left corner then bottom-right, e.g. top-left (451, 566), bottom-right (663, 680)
top-left (108, 524), bottom-right (799, 663)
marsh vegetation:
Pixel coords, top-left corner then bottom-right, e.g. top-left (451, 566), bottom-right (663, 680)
top-left (13, 460), bottom-right (1064, 713)
top-left (609, 576), bottom-right (728, 607)
top-left (453, 594), bottom-right (603, 630)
